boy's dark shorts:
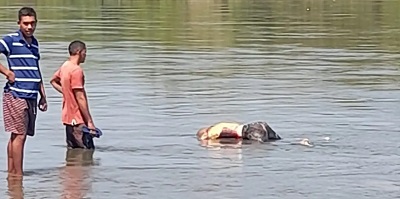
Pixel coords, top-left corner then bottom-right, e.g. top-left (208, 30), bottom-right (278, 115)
top-left (65, 124), bottom-right (95, 149)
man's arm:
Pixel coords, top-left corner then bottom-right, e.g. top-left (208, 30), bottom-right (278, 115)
top-left (38, 67), bottom-right (46, 98)
top-left (49, 69), bottom-right (62, 94)
top-left (0, 36), bottom-right (14, 81)
top-left (71, 68), bottom-right (95, 128)
top-left (0, 63), bottom-right (12, 78)
top-left (73, 88), bottom-right (94, 128)
top-left (49, 78), bottom-right (62, 94)
top-left (39, 82), bottom-right (46, 98)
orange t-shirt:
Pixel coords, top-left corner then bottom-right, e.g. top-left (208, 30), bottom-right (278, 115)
top-left (52, 60), bottom-right (85, 126)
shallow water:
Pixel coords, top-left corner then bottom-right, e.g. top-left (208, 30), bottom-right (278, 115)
top-left (0, 0), bottom-right (400, 198)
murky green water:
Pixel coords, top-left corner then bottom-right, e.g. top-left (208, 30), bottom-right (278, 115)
top-left (0, 0), bottom-right (400, 198)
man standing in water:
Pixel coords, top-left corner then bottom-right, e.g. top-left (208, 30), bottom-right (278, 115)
top-left (50, 40), bottom-right (97, 150)
top-left (0, 7), bottom-right (48, 178)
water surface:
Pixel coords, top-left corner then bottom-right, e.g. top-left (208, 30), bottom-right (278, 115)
top-left (0, 0), bottom-right (399, 198)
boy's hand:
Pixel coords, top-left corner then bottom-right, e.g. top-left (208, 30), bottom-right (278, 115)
top-left (87, 121), bottom-right (96, 135)
top-left (38, 97), bottom-right (47, 112)
top-left (6, 70), bottom-right (14, 83)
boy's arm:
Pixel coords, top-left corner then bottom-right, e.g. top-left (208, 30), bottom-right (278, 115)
top-left (0, 36), bottom-right (14, 81)
top-left (39, 82), bottom-right (46, 97)
top-left (38, 68), bottom-right (46, 98)
top-left (74, 89), bottom-right (95, 128)
top-left (0, 63), bottom-right (13, 80)
top-left (49, 69), bottom-right (62, 94)
top-left (71, 69), bottom-right (95, 129)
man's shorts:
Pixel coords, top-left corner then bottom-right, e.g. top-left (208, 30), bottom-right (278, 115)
top-left (65, 124), bottom-right (95, 149)
top-left (242, 121), bottom-right (282, 142)
top-left (3, 91), bottom-right (37, 136)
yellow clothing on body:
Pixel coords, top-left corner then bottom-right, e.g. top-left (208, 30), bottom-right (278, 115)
top-left (201, 122), bottom-right (244, 140)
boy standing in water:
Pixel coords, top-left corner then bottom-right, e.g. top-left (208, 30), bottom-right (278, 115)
top-left (50, 40), bottom-right (97, 149)
top-left (0, 7), bottom-right (48, 178)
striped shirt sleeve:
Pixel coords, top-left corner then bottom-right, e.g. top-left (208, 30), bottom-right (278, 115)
top-left (0, 36), bottom-right (12, 56)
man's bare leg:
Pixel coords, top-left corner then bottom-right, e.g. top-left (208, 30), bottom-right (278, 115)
top-left (7, 134), bottom-right (15, 175)
top-left (11, 134), bottom-right (26, 177)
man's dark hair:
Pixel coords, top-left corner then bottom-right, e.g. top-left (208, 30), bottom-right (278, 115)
top-left (18, 7), bottom-right (37, 21)
top-left (68, 40), bottom-right (86, 55)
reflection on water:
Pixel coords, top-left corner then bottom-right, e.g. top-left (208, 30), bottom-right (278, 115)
top-left (64, 149), bottom-right (95, 167)
top-left (199, 138), bottom-right (243, 149)
top-left (0, 0), bottom-right (399, 198)
top-left (60, 149), bottom-right (94, 199)
top-left (7, 177), bottom-right (23, 199)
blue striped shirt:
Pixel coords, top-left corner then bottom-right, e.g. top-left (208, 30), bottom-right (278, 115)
top-left (0, 30), bottom-right (42, 99)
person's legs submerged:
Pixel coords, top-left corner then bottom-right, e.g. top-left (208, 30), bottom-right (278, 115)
top-left (7, 133), bottom-right (28, 177)
top-left (11, 133), bottom-right (27, 177)
top-left (65, 125), bottom-right (78, 149)
top-left (12, 98), bottom-right (38, 177)
top-left (65, 124), bottom-right (95, 150)
top-left (3, 91), bottom-right (30, 178)
top-left (7, 134), bottom-right (15, 174)
top-left (4, 92), bottom-right (14, 175)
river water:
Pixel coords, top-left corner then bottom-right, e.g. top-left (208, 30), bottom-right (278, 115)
top-left (0, 0), bottom-right (399, 198)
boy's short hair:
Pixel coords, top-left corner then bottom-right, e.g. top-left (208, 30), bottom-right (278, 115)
top-left (18, 7), bottom-right (37, 22)
top-left (68, 40), bottom-right (86, 55)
